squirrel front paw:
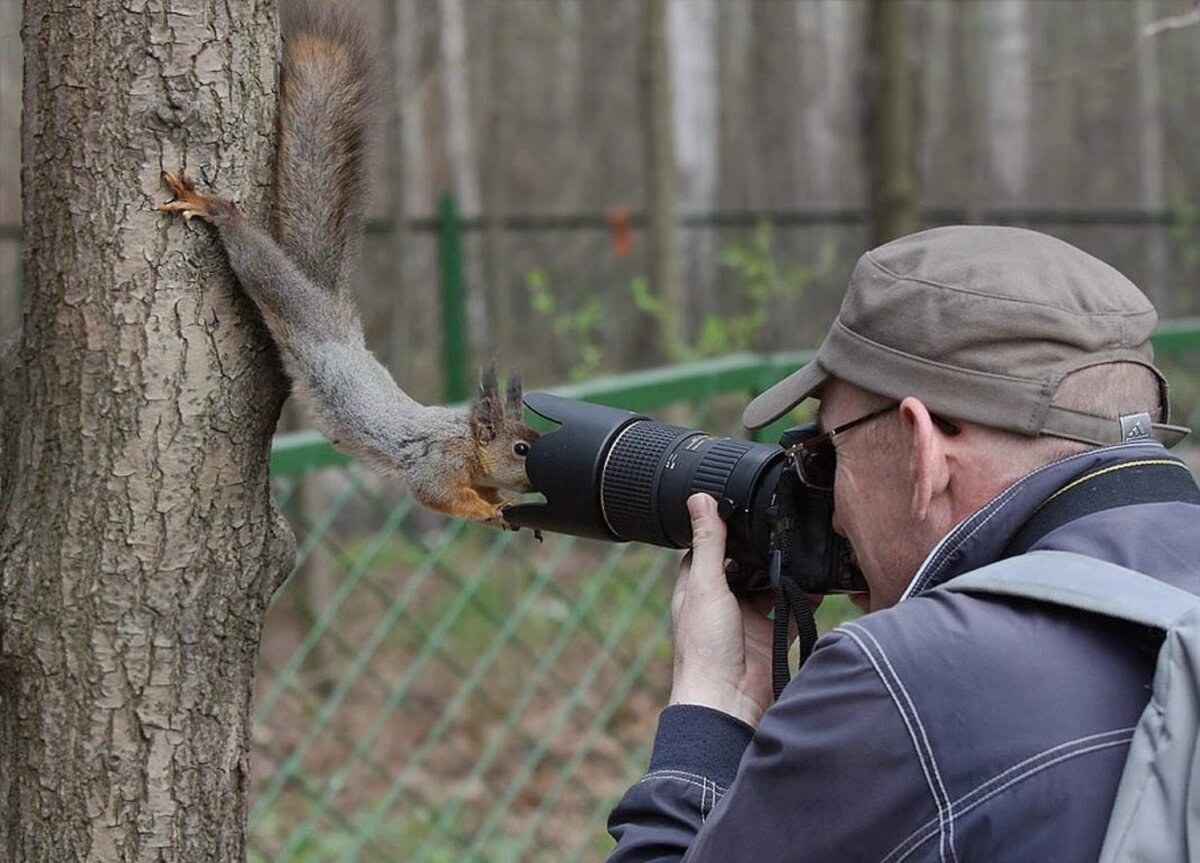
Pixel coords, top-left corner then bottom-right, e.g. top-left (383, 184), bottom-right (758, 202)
top-left (156, 171), bottom-right (236, 225)
top-left (485, 501), bottom-right (522, 532)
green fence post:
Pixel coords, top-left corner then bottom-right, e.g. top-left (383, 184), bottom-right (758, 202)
top-left (438, 191), bottom-right (469, 402)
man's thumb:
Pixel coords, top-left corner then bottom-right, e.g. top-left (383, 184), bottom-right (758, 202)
top-left (687, 493), bottom-right (727, 576)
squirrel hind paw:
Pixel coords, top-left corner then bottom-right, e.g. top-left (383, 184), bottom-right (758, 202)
top-left (156, 170), bottom-right (233, 225)
top-left (155, 199), bottom-right (199, 221)
top-left (161, 170), bottom-right (194, 193)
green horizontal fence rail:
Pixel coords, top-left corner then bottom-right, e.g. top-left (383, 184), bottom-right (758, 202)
top-left (251, 321), bottom-right (1200, 863)
top-left (270, 317), bottom-right (1200, 478)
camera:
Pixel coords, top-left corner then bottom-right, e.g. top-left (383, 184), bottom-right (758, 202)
top-left (503, 393), bottom-right (866, 595)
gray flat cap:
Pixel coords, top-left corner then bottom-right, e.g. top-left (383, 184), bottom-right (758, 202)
top-left (743, 225), bottom-right (1188, 447)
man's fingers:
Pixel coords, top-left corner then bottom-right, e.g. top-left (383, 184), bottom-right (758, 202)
top-left (686, 493), bottom-right (727, 591)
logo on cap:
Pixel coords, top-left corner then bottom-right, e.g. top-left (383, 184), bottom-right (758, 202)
top-left (1120, 413), bottom-right (1153, 441)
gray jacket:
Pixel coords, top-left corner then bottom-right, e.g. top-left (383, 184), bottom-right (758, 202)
top-left (607, 442), bottom-right (1200, 862)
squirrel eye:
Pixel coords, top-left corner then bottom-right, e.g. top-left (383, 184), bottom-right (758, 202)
top-left (513, 441), bottom-right (530, 457)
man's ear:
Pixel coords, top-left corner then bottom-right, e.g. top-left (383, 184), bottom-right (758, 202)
top-left (900, 397), bottom-right (950, 523)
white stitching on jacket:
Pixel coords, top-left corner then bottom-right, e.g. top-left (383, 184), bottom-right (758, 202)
top-left (884, 733), bottom-right (1135, 863)
top-left (842, 624), bottom-right (958, 863)
top-left (848, 624), bottom-right (963, 863)
top-left (881, 727), bottom-right (1134, 863)
top-left (881, 726), bottom-right (1134, 862)
top-left (637, 769), bottom-right (727, 796)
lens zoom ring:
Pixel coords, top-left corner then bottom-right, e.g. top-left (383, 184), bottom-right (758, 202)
top-left (602, 422), bottom-right (693, 538)
top-left (691, 439), bottom-right (749, 499)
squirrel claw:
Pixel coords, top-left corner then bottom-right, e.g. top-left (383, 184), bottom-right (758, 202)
top-left (156, 199), bottom-right (198, 220)
top-left (156, 169), bottom-right (226, 224)
top-left (160, 170), bottom-right (196, 197)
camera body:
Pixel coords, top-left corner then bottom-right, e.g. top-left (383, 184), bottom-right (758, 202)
top-left (503, 393), bottom-right (866, 595)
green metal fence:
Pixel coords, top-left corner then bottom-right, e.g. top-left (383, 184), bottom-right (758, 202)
top-left (249, 321), bottom-right (1200, 862)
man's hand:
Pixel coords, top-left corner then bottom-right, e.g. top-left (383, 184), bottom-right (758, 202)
top-left (668, 493), bottom-right (777, 727)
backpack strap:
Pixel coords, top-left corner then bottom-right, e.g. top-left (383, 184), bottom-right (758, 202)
top-left (1001, 459), bottom-right (1200, 558)
top-left (940, 550), bottom-right (1200, 631)
top-left (946, 550), bottom-right (1200, 863)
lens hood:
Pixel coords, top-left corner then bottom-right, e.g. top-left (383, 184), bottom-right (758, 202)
top-left (503, 392), bottom-right (647, 540)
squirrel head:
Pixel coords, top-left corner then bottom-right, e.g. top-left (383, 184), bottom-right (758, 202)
top-left (468, 365), bottom-right (540, 493)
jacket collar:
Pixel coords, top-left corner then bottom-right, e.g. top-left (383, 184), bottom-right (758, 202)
top-left (900, 441), bottom-right (1174, 600)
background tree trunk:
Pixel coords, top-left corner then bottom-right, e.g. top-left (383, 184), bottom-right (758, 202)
top-left (1134, 0), bottom-right (1169, 310)
top-left (0, 0), bottom-right (22, 340)
top-left (641, 0), bottom-right (683, 360)
top-left (669, 0), bottom-right (718, 332)
top-left (981, 0), bottom-right (1032, 203)
top-left (716, 0), bottom-right (752, 213)
top-left (0, 1), bottom-right (293, 859)
top-left (863, 0), bottom-right (921, 246)
top-left (438, 0), bottom-right (486, 363)
top-left (483, 0), bottom-right (513, 358)
top-left (798, 0), bottom-right (855, 207)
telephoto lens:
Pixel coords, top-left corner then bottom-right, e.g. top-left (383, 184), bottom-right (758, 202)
top-left (503, 393), bottom-right (786, 578)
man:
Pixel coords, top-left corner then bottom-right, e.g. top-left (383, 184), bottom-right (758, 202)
top-left (606, 225), bottom-right (1200, 861)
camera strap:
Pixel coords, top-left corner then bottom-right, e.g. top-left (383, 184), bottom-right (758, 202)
top-left (769, 551), bottom-right (819, 700)
top-left (768, 470), bottom-right (821, 700)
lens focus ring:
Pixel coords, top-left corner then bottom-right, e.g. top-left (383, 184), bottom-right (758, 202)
top-left (601, 421), bottom-right (695, 542)
top-left (691, 439), bottom-right (748, 499)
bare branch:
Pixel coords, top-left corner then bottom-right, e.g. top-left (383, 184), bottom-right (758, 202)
top-left (1141, 0), bottom-right (1200, 40)
top-left (1035, 0), bottom-right (1200, 86)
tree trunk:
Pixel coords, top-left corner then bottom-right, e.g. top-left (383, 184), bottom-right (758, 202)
top-left (438, 0), bottom-right (486, 362)
top-left (716, 0), bottom-right (752, 212)
top-left (952, 0), bottom-right (986, 224)
top-left (641, 0), bottom-right (683, 361)
top-left (668, 0), bottom-right (718, 331)
top-left (797, 0), bottom-right (854, 206)
top-left (0, 0), bottom-right (21, 342)
top-left (1134, 0), bottom-right (1169, 310)
top-left (981, 0), bottom-right (1032, 203)
top-left (863, 0), bottom-right (921, 246)
top-left (386, 0), bottom-right (413, 379)
top-left (483, 0), bottom-right (513, 357)
top-left (0, 2), bottom-right (293, 860)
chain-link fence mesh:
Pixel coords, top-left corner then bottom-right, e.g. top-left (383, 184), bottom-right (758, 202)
top-left (249, 472), bottom-right (674, 862)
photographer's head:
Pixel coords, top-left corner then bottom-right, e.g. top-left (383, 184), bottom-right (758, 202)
top-left (744, 225), bottom-right (1188, 609)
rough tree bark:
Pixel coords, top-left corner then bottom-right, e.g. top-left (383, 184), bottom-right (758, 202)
top-left (0, 1), bottom-right (293, 860)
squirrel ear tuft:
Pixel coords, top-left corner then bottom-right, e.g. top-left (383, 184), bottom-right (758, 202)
top-left (473, 364), bottom-right (502, 443)
top-left (505, 369), bottom-right (523, 418)
top-left (479, 363), bottom-right (499, 401)
top-left (470, 394), bottom-right (498, 444)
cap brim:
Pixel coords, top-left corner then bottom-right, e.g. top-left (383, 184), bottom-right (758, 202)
top-left (742, 360), bottom-right (829, 429)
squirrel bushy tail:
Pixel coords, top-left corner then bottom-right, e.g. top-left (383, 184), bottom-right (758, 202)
top-left (276, 2), bottom-right (376, 302)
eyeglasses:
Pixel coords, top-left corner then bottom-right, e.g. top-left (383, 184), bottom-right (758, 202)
top-left (786, 402), bottom-right (962, 491)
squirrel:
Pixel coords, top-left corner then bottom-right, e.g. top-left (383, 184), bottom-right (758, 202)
top-left (157, 2), bottom-right (537, 529)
